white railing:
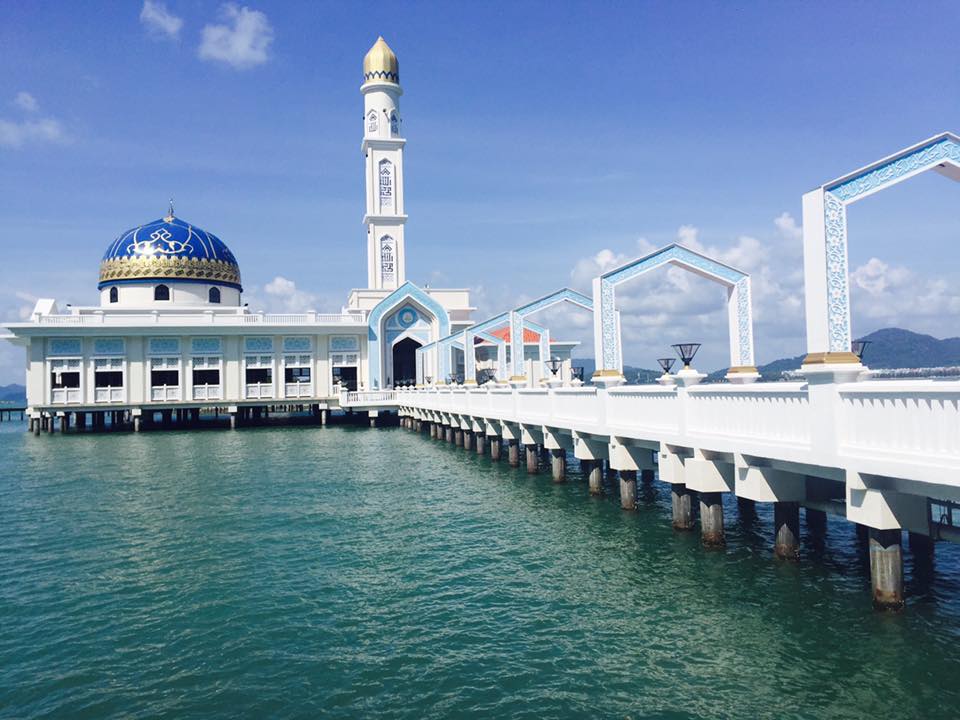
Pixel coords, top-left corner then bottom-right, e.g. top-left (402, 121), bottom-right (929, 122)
top-left (284, 382), bottom-right (314, 398)
top-left (51, 388), bottom-right (82, 404)
top-left (246, 383), bottom-right (274, 399)
top-left (193, 384), bottom-right (222, 401)
top-left (94, 386), bottom-right (125, 403)
top-left (36, 312), bottom-right (364, 327)
top-left (150, 385), bottom-right (181, 402)
top-left (343, 390), bottom-right (397, 405)
top-left (397, 379), bottom-right (960, 490)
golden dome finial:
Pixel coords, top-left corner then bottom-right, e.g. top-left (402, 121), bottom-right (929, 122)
top-left (363, 36), bottom-right (399, 84)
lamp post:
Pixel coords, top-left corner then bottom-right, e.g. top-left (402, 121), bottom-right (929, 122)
top-left (671, 343), bottom-right (706, 386)
top-left (657, 357), bottom-right (676, 386)
top-left (851, 339), bottom-right (871, 361)
top-left (546, 356), bottom-right (563, 387)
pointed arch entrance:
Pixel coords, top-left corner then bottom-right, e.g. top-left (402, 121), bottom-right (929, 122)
top-left (391, 337), bottom-right (421, 386)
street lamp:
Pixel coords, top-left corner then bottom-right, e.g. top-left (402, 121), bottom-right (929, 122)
top-left (425, 376), bottom-right (433, 385)
top-left (671, 343), bottom-right (701, 368)
top-left (657, 358), bottom-right (676, 374)
top-left (547, 356), bottom-right (562, 376)
top-left (447, 373), bottom-right (455, 385)
top-left (851, 339), bottom-right (871, 361)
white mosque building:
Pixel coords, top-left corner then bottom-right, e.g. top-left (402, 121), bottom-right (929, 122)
top-left (3, 37), bottom-right (577, 427)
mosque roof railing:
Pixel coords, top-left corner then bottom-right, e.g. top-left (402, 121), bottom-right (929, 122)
top-left (8, 309), bottom-right (366, 328)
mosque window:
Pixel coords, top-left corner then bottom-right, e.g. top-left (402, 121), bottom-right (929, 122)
top-left (192, 356), bottom-right (222, 400)
top-left (380, 236), bottom-right (396, 285)
top-left (390, 112), bottom-right (399, 135)
top-left (149, 356), bottom-right (180, 401)
top-left (209, 287), bottom-right (221, 304)
top-left (379, 160), bottom-right (393, 210)
top-left (244, 355), bottom-right (274, 398)
top-left (154, 284), bottom-right (170, 301)
top-left (109, 287), bottom-right (118, 303)
top-left (367, 109), bottom-right (378, 133)
top-left (93, 358), bottom-right (124, 403)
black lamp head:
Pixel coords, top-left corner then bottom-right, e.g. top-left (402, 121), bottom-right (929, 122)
top-left (851, 339), bottom-right (870, 361)
top-left (671, 343), bottom-right (701, 367)
top-left (657, 357), bottom-right (676, 374)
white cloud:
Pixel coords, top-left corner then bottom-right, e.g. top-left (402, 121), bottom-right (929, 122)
top-left (14, 91), bottom-right (38, 112)
top-left (140, 0), bottom-right (184, 39)
top-left (198, 4), bottom-right (273, 69)
top-left (0, 115), bottom-right (66, 149)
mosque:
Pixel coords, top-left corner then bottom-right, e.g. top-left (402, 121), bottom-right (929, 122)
top-left (2, 37), bottom-right (574, 427)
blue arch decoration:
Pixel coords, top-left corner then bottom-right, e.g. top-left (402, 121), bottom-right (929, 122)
top-left (507, 288), bottom-right (592, 380)
top-left (368, 282), bottom-right (450, 388)
top-left (593, 244), bottom-right (753, 375)
top-left (802, 132), bottom-right (960, 360)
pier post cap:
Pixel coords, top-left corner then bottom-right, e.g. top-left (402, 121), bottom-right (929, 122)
top-left (800, 353), bottom-right (865, 384)
top-left (591, 370), bottom-right (625, 388)
top-left (508, 375), bottom-right (528, 388)
top-left (725, 366), bottom-right (760, 384)
top-left (674, 367), bottom-right (706, 387)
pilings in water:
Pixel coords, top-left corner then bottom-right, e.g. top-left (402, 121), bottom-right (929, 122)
top-left (525, 444), bottom-right (539, 474)
top-left (774, 502), bottom-right (801, 561)
top-left (699, 492), bottom-right (725, 547)
top-left (550, 449), bottom-right (566, 483)
top-left (463, 430), bottom-right (473, 451)
top-left (619, 470), bottom-right (637, 510)
top-left (671, 484), bottom-right (695, 530)
top-left (869, 528), bottom-right (904, 611)
top-left (586, 460), bottom-right (603, 496)
top-left (476, 433), bottom-right (486, 456)
top-left (490, 436), bottom-right (502, 461)
top-left (508, 439), bottom-right (520, 467)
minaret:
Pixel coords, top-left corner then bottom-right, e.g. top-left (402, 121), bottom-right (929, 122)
top-left (361, 36), bottom-right (406, 291)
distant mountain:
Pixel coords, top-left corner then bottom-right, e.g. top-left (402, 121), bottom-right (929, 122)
top-left (579, 328), bottom-right (960, 384)
top-left (0, 384), bottom-right (26, 404)
top-left (711, 328), bottom-right (960, 381)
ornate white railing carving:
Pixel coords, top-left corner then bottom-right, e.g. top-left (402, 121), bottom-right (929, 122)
top-left (36, 312), bottom-right (364, 327)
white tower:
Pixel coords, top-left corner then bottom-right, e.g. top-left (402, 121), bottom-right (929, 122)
top-left (361, 37), bottom-right (406, 291)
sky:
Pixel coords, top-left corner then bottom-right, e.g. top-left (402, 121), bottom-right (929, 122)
top-left (1, 1), bottom-right (960, 383)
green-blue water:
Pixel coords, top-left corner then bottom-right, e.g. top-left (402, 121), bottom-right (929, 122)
top-left (2, 420), bottom-right (959, 719)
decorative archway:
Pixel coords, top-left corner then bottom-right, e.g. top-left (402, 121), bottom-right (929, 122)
top-left (802, 132), bottom-right (960, 364)
top-left (368, 282), bottom-right (449, 388)
top-left (592, 243), bottom-right (755, 379)
top-left (506, 288), bottom-right (593, 381)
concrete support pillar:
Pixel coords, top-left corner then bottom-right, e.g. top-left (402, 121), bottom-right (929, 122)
top-left (869, 528), bottom-right (904, 611)
top-left (229, 413), bottom-right (236, 430)
top-left (508, 439), bottom-right (520, 467)
top-left (321, 409), bottom-right (328, 426)
top-left (463, 431), bottom-right (473, 451)
top-left (525, 445), bottom-right (539, 474)
top-left (369, 412), bottom-right (377, 428)
top-left (60, 414), bottom-right (69, 433)
top-left (640, 468), bottom-right (655, 484)
top-left (476, 434), bottom-right (486, 455)
top-left (455, 429), bottom-right (463, 447)
top-left (619, 470), bottom-right (637, 510)
top-left (588, 461), bottom-right (603, 496)
top-left (550, 449), bottom-right (566, 483)
top-left (490, 437), bottom-right (502, 461)
top-left (445, 426), bottom-right (454, 443)
top-left (671, 485), bottom-right (695, 531)
top-left (699, 492), bottom-right (725, 547)
top-left (134, 416), bottom-right (142, 432)
top-left (774, 501), bottom-right (801, 561)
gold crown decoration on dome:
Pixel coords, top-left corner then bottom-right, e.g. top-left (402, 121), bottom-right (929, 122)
top-left (98, 256), bottom-right (242, 288)
top-left (363, 36), bottom-right (399, 84)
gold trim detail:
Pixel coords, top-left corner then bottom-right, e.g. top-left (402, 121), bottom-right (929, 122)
top-left (592, 370), bottom-right (624, 378)
top-left (509, 375), bottom-right (527, 382)
top-left (98, 256), bottom-right (242, 287)
top-left (801, 352), bottom-right (861, 366)
top-left (726, 366), bottom-right (759, 374)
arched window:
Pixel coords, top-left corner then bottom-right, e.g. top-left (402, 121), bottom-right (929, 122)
top-left (154, 284), bottom-right (170, 301)
top-left (209, 287), bottom-right (221, 304)
top-left (109, 286), bottom-right (118, 303)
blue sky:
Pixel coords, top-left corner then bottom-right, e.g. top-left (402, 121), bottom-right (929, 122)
top-left (2, 1), bottom-right (960, 382)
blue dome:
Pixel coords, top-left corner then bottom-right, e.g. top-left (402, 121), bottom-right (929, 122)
top-left (98, 214), bottom-right (242, 291)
